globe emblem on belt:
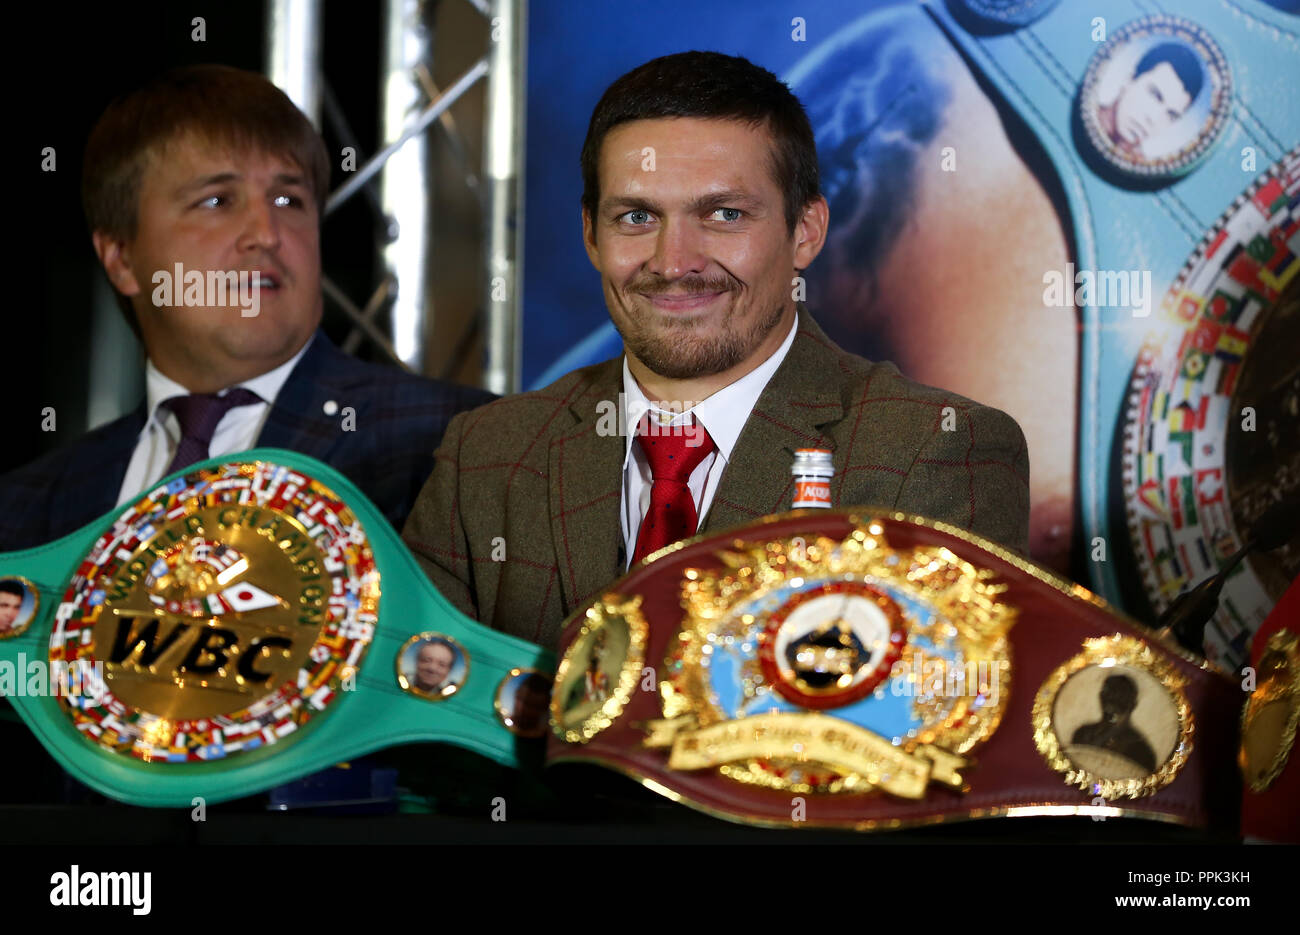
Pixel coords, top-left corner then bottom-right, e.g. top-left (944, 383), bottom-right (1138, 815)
top-left (788, 621), bottom-right (869, 688)
top-left (759, 581), bottom-right (906, 710)
top-left (141, 538), bottom-right (286, 619)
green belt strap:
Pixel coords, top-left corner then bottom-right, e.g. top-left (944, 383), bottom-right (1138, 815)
top-left (0, 448), bottom-right (552, 807)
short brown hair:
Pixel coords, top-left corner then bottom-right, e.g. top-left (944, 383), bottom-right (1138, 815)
top-left (82, 64), bottom-right (330, 242)
top-left (580, 51), bottom-right (820, 234)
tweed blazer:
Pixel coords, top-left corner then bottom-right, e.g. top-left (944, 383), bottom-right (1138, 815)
top-left (0, 331), bottom-right (494, 551)
top-left (403, 308), bottom-right (1029, 648)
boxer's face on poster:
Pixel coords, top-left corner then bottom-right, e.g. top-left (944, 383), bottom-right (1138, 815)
top-left (94, 132), bottom-right (323, 388)
top-left (1112, 62), bottom-right (1191, 149)
top-left (584, 117), bottom-right (825, 384)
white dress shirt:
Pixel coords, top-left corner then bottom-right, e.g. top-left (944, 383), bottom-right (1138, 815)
top-left (117, 341), bottom-right (311, 505)
top-left (620, 315), bottom-right (798, 568)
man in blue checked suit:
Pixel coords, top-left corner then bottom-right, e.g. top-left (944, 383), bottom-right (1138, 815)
top-left (0, 65), bottom-right (491, 552)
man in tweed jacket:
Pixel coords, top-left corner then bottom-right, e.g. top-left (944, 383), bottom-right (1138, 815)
top-left (403, 52), bottom-right (1030, 648)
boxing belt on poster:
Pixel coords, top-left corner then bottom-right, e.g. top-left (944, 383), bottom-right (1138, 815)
top-left (0, 449), bottom-right (553, 807)
top-left (547, 510), bottom-right (1241, 831)
top-left (925, 0), bottom-right (1300, 669)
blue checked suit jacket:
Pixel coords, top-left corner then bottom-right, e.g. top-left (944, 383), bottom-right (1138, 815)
top-left (0, 331), bottom-right (494, 551)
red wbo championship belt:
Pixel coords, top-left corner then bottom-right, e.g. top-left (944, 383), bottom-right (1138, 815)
top-left (547, 510), bottom-right (1242, 831)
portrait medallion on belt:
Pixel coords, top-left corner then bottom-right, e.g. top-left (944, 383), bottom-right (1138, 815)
top-left (1077, 14), bottom-right (1231, 181)
top-left (0, 575), bottom-right (40, 641)
top-left (551, 595), bottom-right (648, 744)
top-left (397, 632), bottom-right (469, 701)
top-left (1033, 635), bottom-right (1193, 799)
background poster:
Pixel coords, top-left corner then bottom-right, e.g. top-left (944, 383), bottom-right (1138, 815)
top-left (522, 0), bottom-right (1299, 667)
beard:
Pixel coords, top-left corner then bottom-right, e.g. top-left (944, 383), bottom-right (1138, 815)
top-left (609, 273), bottom-right (786, 380)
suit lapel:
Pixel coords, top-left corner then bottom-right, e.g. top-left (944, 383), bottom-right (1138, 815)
top-left (703, 308), bottom-right (845, 533)
top-left (53, 405), bottom-right (147, 534)
top-left (548, 359), bottom-right (626, 611)
top-left (544, 309), bottom-right (847, 607)
top-left (256, 332), bottom-right (364, 462)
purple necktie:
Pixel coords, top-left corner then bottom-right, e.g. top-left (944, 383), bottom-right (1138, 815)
top-left (160, 388), bottom-right (262, 475)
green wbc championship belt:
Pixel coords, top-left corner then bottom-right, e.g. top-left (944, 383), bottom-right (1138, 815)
top-left (0, 449), bottom-right (553, 807)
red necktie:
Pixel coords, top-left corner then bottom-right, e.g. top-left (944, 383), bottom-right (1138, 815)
top-left (631, 414), bottom-right (716, 565)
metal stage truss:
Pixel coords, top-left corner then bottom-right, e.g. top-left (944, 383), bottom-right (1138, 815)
top-left (265, 0), bottom-right (525, 392)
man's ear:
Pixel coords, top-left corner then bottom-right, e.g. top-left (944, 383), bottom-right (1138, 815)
top-left (792, 196), bottom-right (830, 271)
top-left (91, 230), bottom-right (142, 297)
top-left (582, 206), bottom-right (601, 272)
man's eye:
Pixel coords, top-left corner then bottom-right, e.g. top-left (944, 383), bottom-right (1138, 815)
top-left (273, 193), bottom-right (303, 208)
top-left (621, 209), bottom-right (651, 225)
top-left (712, 208), bottom-right (743, 222)
top-left (195, 194), bottom-right (226, 208)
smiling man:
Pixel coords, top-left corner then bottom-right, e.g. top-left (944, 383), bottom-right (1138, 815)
top-left (403, 51), bottom-right (1030, 647)
top-left (0, 65), bottom-right (491, 551)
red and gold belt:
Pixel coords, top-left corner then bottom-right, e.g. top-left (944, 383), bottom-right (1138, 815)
top-left (547, 510), bottom-right (1241, 831)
